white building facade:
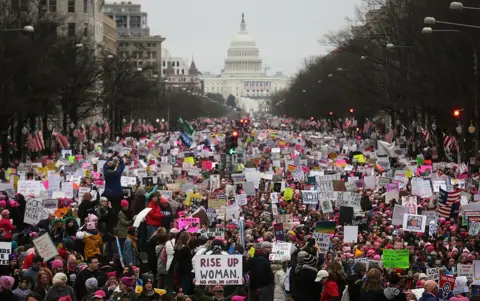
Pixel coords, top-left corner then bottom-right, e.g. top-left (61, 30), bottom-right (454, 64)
top-left (202, 14), bottom-right (290, 101)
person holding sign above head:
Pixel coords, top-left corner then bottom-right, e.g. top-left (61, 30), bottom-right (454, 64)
top-left (102, 152), bottom-right (125, 214)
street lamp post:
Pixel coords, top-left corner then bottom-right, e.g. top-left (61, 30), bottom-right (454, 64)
top-left (0, 25), bottom-right (34, 32)
top-left (450, 2), bottom-right (480, 11)
top-left (422, 26), bottom-right (479, 158)
top-left (424, 16), bottom-right (480, 30)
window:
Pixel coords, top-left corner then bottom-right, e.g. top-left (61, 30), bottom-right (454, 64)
top-left (176, 61), bottom-right (179, 67)
top-left (181, 69), bottom-right (184, 75)
top-left (84, 0), bottom-right (87, 13)
top-left (162, 70), bottom-right (165, 74)
top-left (68, 0), bottom-right (74, 12)
top-left (67, 23), bottom-right (75, 37)
top-left (176, 69), bottom-right (179, 75)
top-left (83, 23), bottom-right (88, 37)
top-left (48, 0), bottom-right (57, 13)
top-left (162, 61), bottom-right (165, 67)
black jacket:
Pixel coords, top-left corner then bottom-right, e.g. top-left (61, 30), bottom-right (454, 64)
top-left (0, 289), bottom-right (17, 301)
top-left (247, 251), bottom-right (274, 290)
top-left (74, 268), bottom-right (106, 301)
top-left (347, 274), bottom-right (363, 301)
top-left (361, 288), bottom-right (387, 301)
top-left (384, 287), bottom-right (407, 301)
top-left (78, 201), bottom-right (95, 225)
top-left (292, 265), bottom-right (321, 301)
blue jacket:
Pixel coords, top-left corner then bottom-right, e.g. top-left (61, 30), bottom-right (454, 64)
top-left (419, 292), bottom-right (438, 301)
top-left (123, 237), bottom-right (138, 266)
top-left (102, 159), bottom-right (125, 197)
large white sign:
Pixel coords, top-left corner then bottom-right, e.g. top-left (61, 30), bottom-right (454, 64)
top-left (194, 255), bottom-right (243, 285)
top-left (24, 199), bottom-right (49, 225)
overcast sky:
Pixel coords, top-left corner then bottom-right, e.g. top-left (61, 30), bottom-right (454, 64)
top-left (113, 0), bottom-right (363, 76)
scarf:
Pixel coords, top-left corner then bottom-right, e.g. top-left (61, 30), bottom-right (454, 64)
top-left (128, 234), bottom-right (138, 251)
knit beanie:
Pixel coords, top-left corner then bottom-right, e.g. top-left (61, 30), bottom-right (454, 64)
top-left (85, 277), bottom-right (98, 291)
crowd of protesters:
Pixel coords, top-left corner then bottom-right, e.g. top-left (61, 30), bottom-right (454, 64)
top-left (0, 115), bottom-right (476, 301)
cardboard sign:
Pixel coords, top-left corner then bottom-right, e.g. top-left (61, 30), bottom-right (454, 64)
top-left (269, 242), bottom-right (292, 261)
top-left (24, 199), bottom-right (49, 225)
top-left (383, 249), bottom-right (409, 268)
top-left (178, 217), bottom-right (200, 233)
top-left (439, 275), bottom-right (455, 301)
top-left (33, 234), bottom-right (59, 262)
top-left (194, 255), bottom-right (243, 285)
top-left (0, 242), bottom-right (11, 265)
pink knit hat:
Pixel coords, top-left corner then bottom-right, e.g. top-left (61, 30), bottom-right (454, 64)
top-left (120, 199), bottom-right (129, 208)
top-left (51, 259), bottom-right (64, 270)
top-left (1, 209), bottom-right (9, 217)
top-left (0, 276), bottom-right (15, 290)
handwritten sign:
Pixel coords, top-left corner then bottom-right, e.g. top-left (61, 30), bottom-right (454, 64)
top-left (426, 267), bottom-right (439, 281)
top-left (24, 199), bottom-right (49, 225)
top-left (194, 255), bottom-right (243, 285)
top-left (317, 180), bottom-right (335, 200)
top-left (33, 233), bottom-right (58, 262)
top-left (178, 217), bottom-right (200, 233)
top-left (383, 249), bottom-right (409, 268)
top-left (313, 232), bottom-right (330, 254)
top-left (159, 190), bottom-right (172, 200)
top-left (17, 180), bottom-right (41, 197)
top-left (42, 199), bottom-right (58, 210)
top-left (457, 264), bottom-right (473, 280)
top-left (234, 194), bottom-right (248, 206)
top-left (0, 242), bottom-right (11, 265)
top-left (269, 242), bottom-right (292, 261)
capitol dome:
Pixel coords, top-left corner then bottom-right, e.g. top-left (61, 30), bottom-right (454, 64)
top-left (222, 14), bottom-right (263, 77)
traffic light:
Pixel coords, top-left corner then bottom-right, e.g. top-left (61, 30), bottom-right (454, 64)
top-left (226, 131), bottom-right (239, 155)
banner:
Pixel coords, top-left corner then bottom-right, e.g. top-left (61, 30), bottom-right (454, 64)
top-left (382, 249), bottom-right (409, 268)
top-left (194, 255), bottom-right (242, 285)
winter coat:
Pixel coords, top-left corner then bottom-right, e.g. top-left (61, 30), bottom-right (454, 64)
top-left (272, 264), bottom-right (286, 301)
top-left (361, 288), bottom-right (387, 301)
top-left (82, 232), bottom-right (103, 260)
top-left (247, 250), bottom-right (274, 290)
top-left (384, 287), bottom-right (407, 301)
top-left (103, 159), bottom-right (125, 198)
top-left (292, 265), bottom-right (321, 301)
top-left (110, 291), bottom-right (138, 301)
top-left (347, 274), bottom-right (363, 301)
top-left (45, 285), bottom-right (76, 301)
top-left (419, 292), bottom-right (438, 301)
top-left (74, 268), bottom-right (106, 301)
top-left (0, 289), bottom-right (17, 301)
top-left (114, 210), bottom-right (133, 238)
top-left (160, 204), bottom-right (173, 230)
top-left (146, 201), bottom-right (164, 227)
top-left (0, 217), bottom-right (15, 240)
top-left (166, 239), bottom-right (176, 272)
top-left (175, 245), bottom-right (192, 275)
top-left (78, 201), bottom-right (95, 225)
top-left (320, 279), bottom-right (339, 301)
top-left (123, 237), bottom-right (138, 266)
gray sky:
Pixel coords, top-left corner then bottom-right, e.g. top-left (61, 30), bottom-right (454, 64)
top-left (127, 0), bottom-right (362, 76)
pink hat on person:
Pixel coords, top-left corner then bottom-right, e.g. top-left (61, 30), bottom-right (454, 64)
top-left (426, 245), bottom-right (435, 253)
top-left (0, 200), bottom-right (6, 208)
top-left (86, 222), bottom-right (96, 230)
top-left (51, 259), bottom-right (64, 270)
top-left (8, 200), bottom-right (19, 208)
top-left (450, 296), bottom-right (469, 301)
top-left (373, 255), bottom-right (381, 260)
top-left (1, 209), bottom-right (9, 217)
top-left (120, 199), bottom-right (129, 208)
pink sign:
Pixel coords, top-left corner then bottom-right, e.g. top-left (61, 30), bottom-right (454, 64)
top-left (178, 217), bottom-right (200, 233)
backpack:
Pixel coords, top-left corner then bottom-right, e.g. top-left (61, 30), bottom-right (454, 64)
top-left (160, 246), bottom-right (167, 265)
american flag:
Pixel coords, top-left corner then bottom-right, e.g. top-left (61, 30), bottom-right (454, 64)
top-left (52, 130), bottom-right (69, 149)
top-left (344, 118), bottom-right (352, 129)
top-left (27, 131), bottom-right (45, 152)
top-left (103, 121), bottom-right (111, 135)
top-left (385, 129), bottom-right (394, 143)
top-left (422, 128), bottom-right (431, 143)
top-left (363, 120), bottom-right (372, 134)
top-left (438, 188), bottom-right (461, 218)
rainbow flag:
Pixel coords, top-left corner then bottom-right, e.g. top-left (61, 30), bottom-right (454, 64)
top-left (315, 221), bottom-right (336, 234)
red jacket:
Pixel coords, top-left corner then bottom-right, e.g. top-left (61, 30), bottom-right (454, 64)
top-left (320, 280), bottom-right (339, 301)
top-left (146, 201), bottom-right (164, 227)
top-left (0, 218), bottom-right (15, 240)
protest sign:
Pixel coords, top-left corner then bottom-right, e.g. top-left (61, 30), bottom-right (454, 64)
top-left (209, 199), bottom-right (227, 210)
top-left (317, 180), bottom-right (335, 200)
top-left (42, 199), bottom-right (58, 210)
top-left (159, 190), bottom-right (173, 200)
top-left (457, 264), bottom-right (473, 280)
top-left (273, 223), bottom-right (285, 242)
top-left (426, 267), bottom-right (439, 280)
top-left (312, 232), bottom-right (330, 254)
top-left (382, 249), bottom-right (409, 268)
top-left (234, 194), bottom-right (248, 206)
top-left (301, 190), bottom-right (318, 205)
top-left (194, 255), bottom-right (242, 285)
top-left (231, 174), bottom-right (245, 184)
top-left (200, 228), bottom-right (225, 240)
top-left (24, 199), bottom-right (49, 225)
top-left (439, 275), bottom-right (455, 301)
top-left (33, 233), bottom-right (58, 262)
top-left (269, 242), bottom-right (292, 261)
top-left (0, 242), bottom-right (11, 265)
top-left (178, 217), bottom-right (200, 233)
top-left (403, 214), bottom-right (426, 233)
top-left (17, 180), bottom-right (41, 197)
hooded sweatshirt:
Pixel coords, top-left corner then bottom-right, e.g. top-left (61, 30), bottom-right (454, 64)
top-left (384, 287), bottom-right (407, 301)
